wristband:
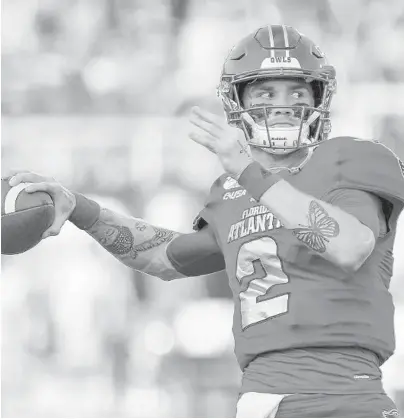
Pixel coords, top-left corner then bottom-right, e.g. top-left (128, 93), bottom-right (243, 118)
top-left (69, 193), bottom-right (101, 230)
top-left (237, 161), bottom-right (282, 201)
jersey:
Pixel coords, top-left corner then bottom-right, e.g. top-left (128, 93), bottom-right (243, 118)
top-left (195, 136), bottom-right (404, 393)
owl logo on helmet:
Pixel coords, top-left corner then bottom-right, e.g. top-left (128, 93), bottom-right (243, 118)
top-left (217, 25), bottom-right (337, 155)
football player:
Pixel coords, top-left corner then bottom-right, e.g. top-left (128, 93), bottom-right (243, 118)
top-left (6, 25), bottom-right (404, 418)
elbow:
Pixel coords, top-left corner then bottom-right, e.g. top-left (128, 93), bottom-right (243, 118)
top-left (137, 265), bottom-right (185, 281)
top-left (156, 271), bottom-right (185, 281)
top-left (339, 256), bottom-right (366, 274)
top-left (339, 227), bottom-right (376, 273)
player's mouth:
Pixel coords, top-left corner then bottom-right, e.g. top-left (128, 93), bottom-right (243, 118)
top-left (269, 122), bottom-right (295, 127)
top-left (268, 117), bottom-right (301, 127)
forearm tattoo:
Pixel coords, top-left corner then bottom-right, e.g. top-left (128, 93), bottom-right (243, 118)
top-left (292, 200), bottom-right (340, 253)
top-left (87, 209), bottom-right (175, 260)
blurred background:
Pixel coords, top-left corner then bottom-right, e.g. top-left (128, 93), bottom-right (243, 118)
top-left (1, 0), bottom-right (404, 417)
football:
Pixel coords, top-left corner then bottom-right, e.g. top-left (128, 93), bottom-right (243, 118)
top-left (1, 178), bottom-right (55, 255)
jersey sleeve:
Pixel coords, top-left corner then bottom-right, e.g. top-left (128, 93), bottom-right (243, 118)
top-left (323, 137), bottom-right (404, 231)
top-left (333, 137), bottom-right (404, 203)
top-left (166, 225), bottom-right (225, 277)
top-left (323, 188), bottom-right (386, 239)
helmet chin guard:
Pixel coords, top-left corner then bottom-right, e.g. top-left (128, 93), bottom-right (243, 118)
top-left (240, 105), bottom-right (324, 155)
top-left (218, 25), bottom-right (337, 154)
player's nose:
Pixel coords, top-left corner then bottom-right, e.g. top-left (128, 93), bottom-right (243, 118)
top-left (271, 106), bottom-right (294, 116)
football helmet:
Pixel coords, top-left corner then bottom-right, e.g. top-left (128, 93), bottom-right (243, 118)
top-left (218, 25), bottom-right (337, 155)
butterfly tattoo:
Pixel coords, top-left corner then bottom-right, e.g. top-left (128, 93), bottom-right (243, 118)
top-left (292, 201), bottom-right (340, 253)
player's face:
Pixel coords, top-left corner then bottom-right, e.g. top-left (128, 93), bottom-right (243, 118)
top-left (241, 78), bottom-right (315, 127)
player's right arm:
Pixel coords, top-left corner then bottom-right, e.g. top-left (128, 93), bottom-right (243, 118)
top-left (82, 205), bottom-right (225, 280)
top-left (5, 170), bottom-right (225, 280)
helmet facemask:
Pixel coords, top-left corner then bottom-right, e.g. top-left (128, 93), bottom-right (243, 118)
top-left (218, 71), bottom-right (336, 155)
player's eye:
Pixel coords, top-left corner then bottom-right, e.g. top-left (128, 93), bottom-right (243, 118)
top-left (257, 91), bottom-right (275, 100)
top-left (291, 91), bottom-right (306, 100)
top-left (292, 91), bottom-right (304, 99)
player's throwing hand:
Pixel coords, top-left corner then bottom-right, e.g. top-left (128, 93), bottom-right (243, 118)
top-left (189, 106), bottom-right (254, 179)
top-left (5, 170), bottom-right (76, 239)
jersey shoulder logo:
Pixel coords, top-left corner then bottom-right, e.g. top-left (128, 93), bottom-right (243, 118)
top-left (223, 176), bottom-right (241, 190)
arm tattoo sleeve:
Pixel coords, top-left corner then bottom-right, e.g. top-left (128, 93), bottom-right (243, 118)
top-left (85, 208), bottom-right (179, 276)
top-left (292, 200), bottom-right (340, 253)
top-left (96, 222), bottom-right (174, 259)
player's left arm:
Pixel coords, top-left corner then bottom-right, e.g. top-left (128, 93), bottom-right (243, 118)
top-left (189, 108), bottom-right (403, 273)
top-left (239, 164), bottom-right (382, 273)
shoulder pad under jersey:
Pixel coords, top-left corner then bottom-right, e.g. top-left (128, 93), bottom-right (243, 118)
top-left (320, 136), bottom-right (404, 206)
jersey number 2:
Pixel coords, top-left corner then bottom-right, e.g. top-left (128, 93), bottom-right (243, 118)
top-left (236, 237), bottom-right (290, 330)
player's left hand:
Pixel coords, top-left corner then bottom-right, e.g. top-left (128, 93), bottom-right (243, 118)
top-left (189, 106), bottom-right (254, 179)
